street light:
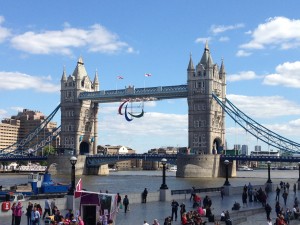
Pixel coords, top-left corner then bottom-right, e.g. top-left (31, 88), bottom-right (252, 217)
top-left (298, 162), bottom-right (300, 182)
top-left (223, 160), bottom-right (230, 186)
top-left (68, 156), bottom-right (77, 195)
top-left (160, 158), bottom-right (168, 189)
top-left (267, 161), bottom-right (272, 183)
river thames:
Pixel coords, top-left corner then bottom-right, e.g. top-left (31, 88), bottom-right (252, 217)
top-left (0, 169), bottom-right (299, 194)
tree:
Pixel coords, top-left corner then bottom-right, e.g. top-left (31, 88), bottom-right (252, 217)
top-left (43, 145), bottom-right (56, 156)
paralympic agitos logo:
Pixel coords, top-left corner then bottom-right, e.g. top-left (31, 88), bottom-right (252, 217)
top-left (118, 100), bottom-right (144, 122)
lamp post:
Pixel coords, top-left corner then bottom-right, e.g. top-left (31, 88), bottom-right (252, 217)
top-left (267, 161), bottom-right (272, 183)
top-left (298, 162), bottom-right (300, 182)
top-left (69, 156), bottom-right (77, 195)
top-left (224, 160), bottom-right (230, 186)
top-left (160, 158), bottom-right (168, 189)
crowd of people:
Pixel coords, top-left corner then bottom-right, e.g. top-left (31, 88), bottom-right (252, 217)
top-left (10, 198), bottom-right (85, 225)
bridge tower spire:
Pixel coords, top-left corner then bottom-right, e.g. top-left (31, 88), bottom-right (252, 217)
top-left (60, 57), bottom-right (99, 156)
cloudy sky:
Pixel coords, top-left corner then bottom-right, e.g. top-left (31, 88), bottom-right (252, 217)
top-left (1, 0), bottom-right (300, 153)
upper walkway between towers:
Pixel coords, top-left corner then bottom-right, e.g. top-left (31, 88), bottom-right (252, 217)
top-left (78, 84), bottom-right (188, 103)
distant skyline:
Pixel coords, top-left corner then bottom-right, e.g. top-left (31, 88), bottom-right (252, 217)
top-left (1, 1), bottom-right (300, 153)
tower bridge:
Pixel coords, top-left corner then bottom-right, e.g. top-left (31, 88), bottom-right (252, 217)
top-left (56, 42), bottom-right (227, 177)
top-left (3, 42), bottom-right (300, 177)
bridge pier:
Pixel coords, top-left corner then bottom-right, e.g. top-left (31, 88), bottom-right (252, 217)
top-left (47, 155), bottom-right (109, 176)
top-left (176, 154), bottom-right (236, 178)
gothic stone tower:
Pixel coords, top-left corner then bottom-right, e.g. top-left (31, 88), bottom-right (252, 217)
top-left (177, 43), bottom-right (229, 178)
top-left (187, 42), bottom-right (226, 154)
top-left (60, 57), bottom-right (99, 156)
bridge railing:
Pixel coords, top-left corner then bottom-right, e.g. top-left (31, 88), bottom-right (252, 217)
top-left (171, 187), bottom-right (222, 195)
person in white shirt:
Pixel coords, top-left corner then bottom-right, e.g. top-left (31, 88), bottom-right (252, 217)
top-left (143, 220), bottom-right (149, 225)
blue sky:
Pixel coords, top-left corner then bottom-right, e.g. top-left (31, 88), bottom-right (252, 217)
top-left (1, 0), bottom-right (300, 153)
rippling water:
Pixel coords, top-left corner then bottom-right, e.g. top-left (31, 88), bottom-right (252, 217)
top-left (0, 169), bottom-right (298, 194)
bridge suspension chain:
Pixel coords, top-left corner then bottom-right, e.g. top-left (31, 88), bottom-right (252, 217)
top-left (0, 104), bottom-right (61, 155)
top-left (212, 93), bottom-right (300, 153)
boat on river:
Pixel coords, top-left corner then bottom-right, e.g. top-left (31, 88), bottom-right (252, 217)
top-left (168, 165), bottom-right (177, 172)
top-left (237, 165), bottom-right (253, 171)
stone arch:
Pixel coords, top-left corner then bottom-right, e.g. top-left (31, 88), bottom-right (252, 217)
top-left (80, 141), bottom-right (89, 155)
top-left (212, 137), bottom-right (222, 154)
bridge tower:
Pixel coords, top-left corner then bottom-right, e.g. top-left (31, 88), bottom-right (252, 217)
top-left (177, 43), bottom-right (234, 178)
top-left (187, 42), bottom-right (226, 154)
top-left (60, 57), bottom-right (99, 156)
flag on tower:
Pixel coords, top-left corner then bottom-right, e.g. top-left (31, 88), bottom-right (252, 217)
top-left (74, 178), bottom-right (82, 198)
top-left (145, 73), bottom-right (152, 77)
top-left (117, 76), bottom-right (124, 79)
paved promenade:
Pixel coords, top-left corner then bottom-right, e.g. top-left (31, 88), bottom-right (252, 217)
top-left (2, 185), bottom-right (300, 225)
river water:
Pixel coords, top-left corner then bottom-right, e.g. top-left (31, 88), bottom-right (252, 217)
top-left (0, 169), bottom-right (298, 194)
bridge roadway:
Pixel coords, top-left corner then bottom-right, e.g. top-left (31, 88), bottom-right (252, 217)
top-left (85, 153), bottom-right (177, 167)
top-left (1, 154), bottom-right (300, 165)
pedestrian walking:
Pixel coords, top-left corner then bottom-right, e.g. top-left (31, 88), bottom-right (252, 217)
top-left (123, 195), bottom-right (129, 213)
top-left (282, 191), bottom-right (288, 206)
top-left (276, 186), bottom-right (280, 201)
top-left (242, 190), bottom-right (247, 207)
top-left (142, 188), bottom-right (148, 203)
top-left (11, 202), bottom-right (16, 225)
top-left (190, 186), bottom-right (195, 201)
top-left (26, 202), bottom-right (33, 225)
top-left (265, 203), bottom-right (272, 220)
top-left (171, 199), bottom-right (179, 221)
top-left (43, 197), bottom-right (51, 219)
top-left (220, 187), bottom-right (225, 200)
top-left (117, 193), bottom-right (122, 210)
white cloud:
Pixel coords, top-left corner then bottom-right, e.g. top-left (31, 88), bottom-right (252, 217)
top-left (210, 23), bottom-right (244, 35)
top-left (0, 71), bottom-right (59, 92)
top-left (240, 17), bottom-right (300, 50)
top-left (236, 50), bottom-right (252, 57)
top-left (99, 110), bottom-right (188, 152)
top-left (227, 94), bottom-right (300, 118)
top-left (227, 71), bottom-right (260, 82)
top-left (0, 16), bottom-right (11, 43)
top-left (219, 36), bottom-right (229, 42)
top-left (11, 24), bottom-right (134, 55)
top-left (10, 106), bottom-right (24, 113)
top-left (195, 37), bottom-right (211, 44)
top-left (0, 109), bottom-right (7, 119)
top-left (263, 61), bottom-right (300, 88)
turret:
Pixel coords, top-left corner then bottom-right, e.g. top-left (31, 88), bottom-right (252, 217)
top-left (60, 66), bottom-right (67, 89)
top-left (93, 69), bottom-right (99, 91)
top-left (219, 59), bottom-right (226, 79)
top-left (187, 53), bottom-right (195, 79)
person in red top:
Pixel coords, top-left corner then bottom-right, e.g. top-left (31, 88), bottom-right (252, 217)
top-left (181, 213), bottom-right (188, 225)
top-left (14, 202), bottom-right (23, 225)
top-left (78, 216), bottom-right (85, 225)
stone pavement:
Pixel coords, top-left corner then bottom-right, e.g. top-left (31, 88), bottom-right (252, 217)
top-left (116, 188), bottom-right (300, 225)
top-left (2, 187), bottom-right (300, 225)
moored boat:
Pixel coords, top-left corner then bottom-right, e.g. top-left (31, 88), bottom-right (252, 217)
top-left (237, 165), bottom-right (253, 171)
